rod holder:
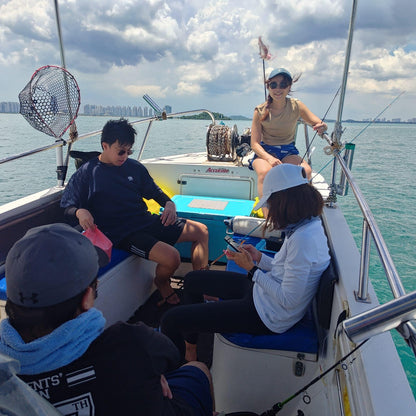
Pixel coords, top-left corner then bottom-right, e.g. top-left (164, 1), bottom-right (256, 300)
top-left (143, 94), bottom-right (166, 119)
top-left (337, 142), bottom-right (355, 196)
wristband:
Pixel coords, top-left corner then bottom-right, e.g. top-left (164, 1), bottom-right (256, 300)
top-left (247, 265), bottom-right (259, 281)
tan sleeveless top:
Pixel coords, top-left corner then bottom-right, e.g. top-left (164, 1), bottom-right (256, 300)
top-left (255, 97), bottom-right (300, 145)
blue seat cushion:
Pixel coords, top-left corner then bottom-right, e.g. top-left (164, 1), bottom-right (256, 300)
top-left (0, 275), bottom-right (6, 301)
top-left (224, 252), bottom-right (319, 354)
top-left (97, 248), bottom-right (130, 277)
top-left (221, 308), bottom-right (318, 354)
top-left (0, 248), bottom-right (131, 302)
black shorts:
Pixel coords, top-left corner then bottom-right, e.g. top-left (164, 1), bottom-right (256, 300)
top-left (166, 365), bottom-right (213, 416)
top-left (118, 218), bottom-right (186, 259)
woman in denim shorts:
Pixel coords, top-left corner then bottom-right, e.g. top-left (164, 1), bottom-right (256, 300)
top-left (250, 68), bottom-right (327, 215)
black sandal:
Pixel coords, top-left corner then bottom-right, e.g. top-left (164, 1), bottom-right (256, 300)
top-left (157, 291), bottom-right (180, 307)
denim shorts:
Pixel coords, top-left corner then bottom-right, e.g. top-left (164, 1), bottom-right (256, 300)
top-left (249, 142), bottom-right (299, 170)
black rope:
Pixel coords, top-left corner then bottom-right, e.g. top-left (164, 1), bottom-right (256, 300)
top-left (259, 339), bottom-right (369, 415)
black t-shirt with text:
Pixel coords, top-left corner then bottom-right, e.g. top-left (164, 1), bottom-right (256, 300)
top-left (19, 322), bottom-right (191, 416)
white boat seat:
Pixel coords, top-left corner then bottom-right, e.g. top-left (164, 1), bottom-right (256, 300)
top-left (0, 243), bottom-right (156, 326)
top-left (0, 247), bottom-right (131, 299)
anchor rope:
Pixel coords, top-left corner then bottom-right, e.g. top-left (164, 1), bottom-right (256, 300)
top-left (207, 125), bottom-right (233, 159)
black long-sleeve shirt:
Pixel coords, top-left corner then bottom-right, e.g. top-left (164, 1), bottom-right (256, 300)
top-left (60, 157), bottom-right (171, 244)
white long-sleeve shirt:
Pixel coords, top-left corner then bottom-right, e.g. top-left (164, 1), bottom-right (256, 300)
top-left (252, 218), bottom-right (330, 333)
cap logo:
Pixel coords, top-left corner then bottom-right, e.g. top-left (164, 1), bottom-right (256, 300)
top-left (19, 291), bottom-right (39, 305)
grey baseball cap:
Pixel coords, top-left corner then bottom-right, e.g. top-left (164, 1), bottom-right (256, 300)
top-left (6, 223), bottom-right (100, 308)
top-left (268, 68), bottom-right (292, 81)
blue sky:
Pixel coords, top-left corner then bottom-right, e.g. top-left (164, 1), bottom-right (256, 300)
top-left (1, 0), bottom-right (416, 120)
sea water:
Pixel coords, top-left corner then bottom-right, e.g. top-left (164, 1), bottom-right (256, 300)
top-left (1, 113), bottom-right (416, 397)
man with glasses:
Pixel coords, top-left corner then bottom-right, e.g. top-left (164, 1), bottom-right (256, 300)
top-left (0, 223), bottom-right (214, 415)
top-left (61, 118), bottom-right (209, 305)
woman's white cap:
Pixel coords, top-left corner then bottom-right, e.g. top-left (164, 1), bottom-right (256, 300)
top-left (253, 164), bottom-right (309, 210)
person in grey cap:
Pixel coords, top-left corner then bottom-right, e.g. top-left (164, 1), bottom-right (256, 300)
top-left (249, 68), bottom-right (327, 216)
top-left (161, 164), bottom-right (330, 362)
top-left (0, 223), bottom-right (214, 416)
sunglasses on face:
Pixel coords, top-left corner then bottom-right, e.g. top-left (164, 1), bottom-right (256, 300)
top-left (117, 149), bottom-right (133, 156)
top-left (268, 80), bottom-right (290, 90)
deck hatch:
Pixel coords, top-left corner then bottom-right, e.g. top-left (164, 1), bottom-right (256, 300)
top-left (187, 199), bottom-right (228, 211)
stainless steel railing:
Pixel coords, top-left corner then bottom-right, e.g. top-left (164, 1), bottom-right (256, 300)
top-left (0, 109), bottom-right (216, 168)
top-left (321, 133), bottom-right (416, 356)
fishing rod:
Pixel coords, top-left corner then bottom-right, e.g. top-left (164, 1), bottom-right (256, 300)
top-left (260, 339), bottom-right (369, 415)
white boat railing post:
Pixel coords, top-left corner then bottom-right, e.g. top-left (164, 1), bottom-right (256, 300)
top-left (137, 120), bottom-right (155, 161)
top-left (55, 144), bottom-right (65, 187)
top-left (356, 219), bottom-right (371, 302)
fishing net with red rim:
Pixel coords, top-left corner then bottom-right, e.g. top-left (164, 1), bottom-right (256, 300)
top-left (18, 65), bottom-right (80, 139)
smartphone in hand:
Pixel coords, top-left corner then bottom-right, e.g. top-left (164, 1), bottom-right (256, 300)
top-left (224, 235), bottom-right (241, 252)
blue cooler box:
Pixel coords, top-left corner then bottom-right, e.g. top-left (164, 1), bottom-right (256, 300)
top-left (171, 195), bottom-right (255, 263)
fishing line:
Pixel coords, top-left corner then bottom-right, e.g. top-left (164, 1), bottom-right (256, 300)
top-left (300, 84), bottom-right (342, 164)
top-left (311, 90), bottom-right (406, 181)
top-left (347, 90), bottom-right (405, 145)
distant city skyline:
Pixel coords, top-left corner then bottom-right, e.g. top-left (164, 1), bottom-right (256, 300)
top-left (0, 101), bottom-right (173, 118)
top-left (1, 101), bottom-right (415, 124)
top-left (82, 103), bottom-right (172, 117)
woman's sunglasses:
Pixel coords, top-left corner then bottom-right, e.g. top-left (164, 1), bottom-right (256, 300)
top-left (268, 81), bottom-right (290, 90)
top-left (118, 149), bottom-right (133, 156)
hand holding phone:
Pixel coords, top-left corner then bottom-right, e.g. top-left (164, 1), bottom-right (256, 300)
top-left (224, 235), bottom-right (241, 252)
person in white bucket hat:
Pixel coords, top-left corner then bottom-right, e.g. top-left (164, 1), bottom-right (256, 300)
top-left (161, 164), bottom-right (330, 362)
top-left (252, 163), bottom-right (309, 211)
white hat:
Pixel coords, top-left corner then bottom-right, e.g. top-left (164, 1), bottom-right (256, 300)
top-left (253, 164), bottom-right (309, 210)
